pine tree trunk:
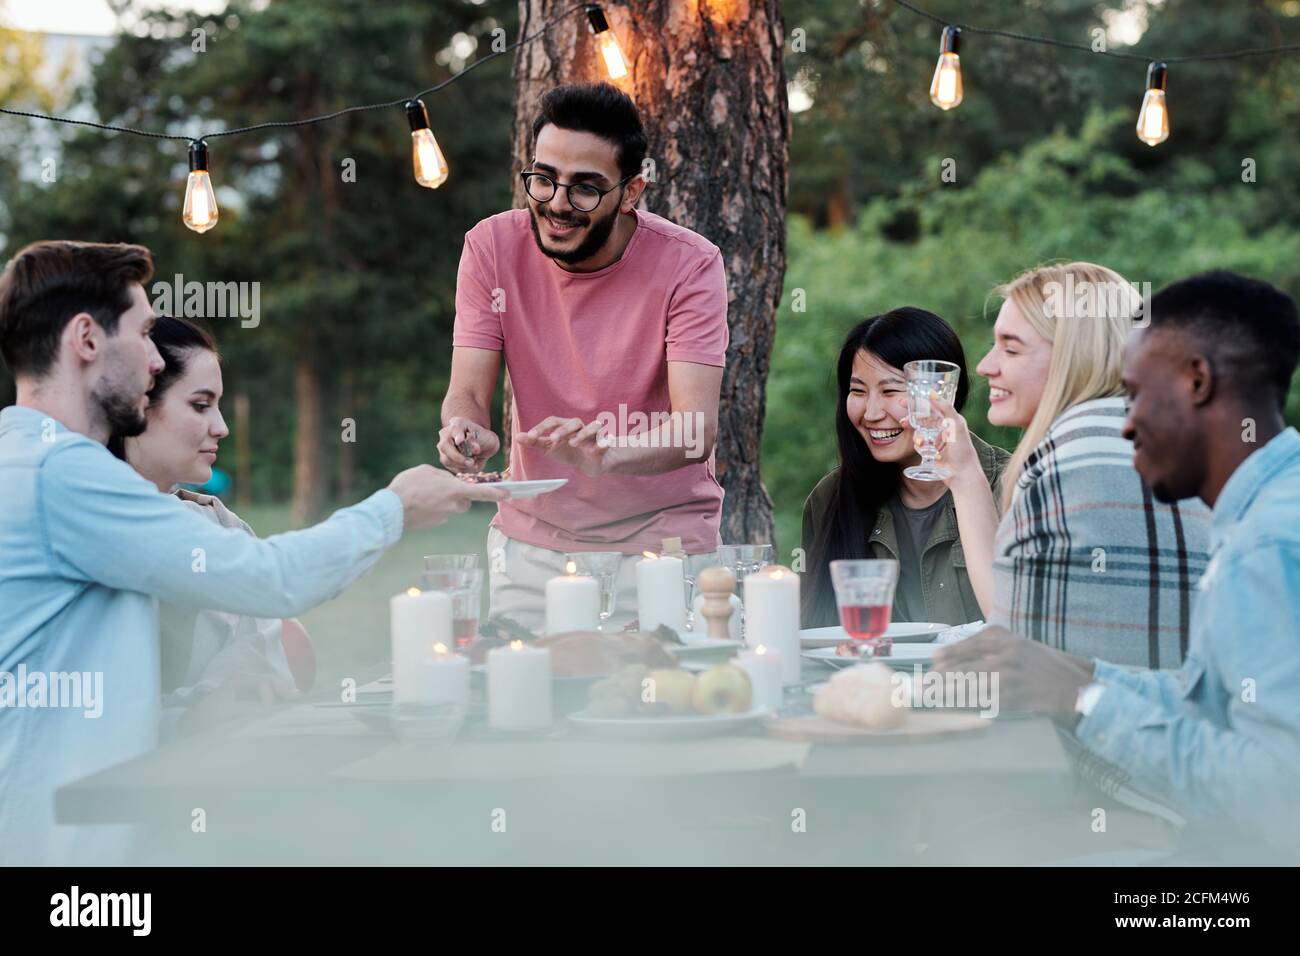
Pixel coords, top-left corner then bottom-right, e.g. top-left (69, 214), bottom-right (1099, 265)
top-left (291, 351), bottom-right (325, 526)
top-left (508, 0), bottom-right (788, 546)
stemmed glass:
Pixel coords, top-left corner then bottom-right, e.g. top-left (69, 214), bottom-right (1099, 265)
top-left (564, 552), bottom-right (623, 630)
top-left (718, 543), bottom-right (774, 637)
top-left (423, 553), bottom-right (480, 573)
top-left (903, 360), bottom-right (961, 481)
top-left (830, 559), bottom-right (899, 657)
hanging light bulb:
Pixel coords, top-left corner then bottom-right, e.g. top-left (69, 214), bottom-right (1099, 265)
top-left (182, 140), bottom-right (218, 234)
top-left (406, 98), bottom-right (449, 189)
top-left (1136, 61), bottom-right (1170, 146)
top-left (929, 26), bottom-right (963, 110)
top-left (586, 5), bottom-right (628, 80)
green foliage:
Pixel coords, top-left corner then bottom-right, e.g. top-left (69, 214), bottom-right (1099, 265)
top-left (764, 108), bottom-right (1300, 551)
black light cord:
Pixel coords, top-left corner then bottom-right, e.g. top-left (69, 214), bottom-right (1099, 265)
top-left (0, 2), bottom-right (594, 144)
top-left (893, 0), bottom-right (1300, 64)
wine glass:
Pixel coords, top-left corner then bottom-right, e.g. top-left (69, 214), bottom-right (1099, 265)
top-left (564, 552), bottom-right (623, 630)
top-left (718, 543), bottom-right (774, 636)
top-left (830, 559), bottom-right (899, 657)
top-left (903, 360), bottom-right (961, 481)
top-left (423, 553), bottom-right (480, 572)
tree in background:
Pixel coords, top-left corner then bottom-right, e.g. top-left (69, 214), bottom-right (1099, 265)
top-left (510, 0), bottom-right (790, 545)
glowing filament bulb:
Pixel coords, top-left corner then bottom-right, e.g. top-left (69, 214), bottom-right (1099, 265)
top-left (405, 99), bottom-right (449, 189)
top-left (586, 5), bottom-right (628, 81)
top-left (1136, 62), bottom-right (1170, 146)
top-left (182, 140), bottom-right (218, 234)
top-left (929, 26), bottom-right (963, 111)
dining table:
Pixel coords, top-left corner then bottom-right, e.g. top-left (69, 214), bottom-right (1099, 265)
top-left (51, 648), bottom-right (1137, 866)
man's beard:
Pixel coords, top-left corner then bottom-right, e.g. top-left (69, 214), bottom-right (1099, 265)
top-left (528, 200), bottom-right (621, 265)
top-left (92, 375), bottom-right (148, 439)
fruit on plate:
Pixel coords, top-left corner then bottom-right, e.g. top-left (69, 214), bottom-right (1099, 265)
top-left (813, 662), bottom-right (908, 730)
top-left (691, 664), bottom-right (753, 714)
top-left (646, 668), bottom-right (697, 715)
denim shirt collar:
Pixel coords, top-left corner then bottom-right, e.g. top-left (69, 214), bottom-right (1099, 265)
top-left (1211, 427), bottom-right (1300, 549)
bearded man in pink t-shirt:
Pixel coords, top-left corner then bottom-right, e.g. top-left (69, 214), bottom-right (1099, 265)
top-left (437, 83), bottom-right (729, 631)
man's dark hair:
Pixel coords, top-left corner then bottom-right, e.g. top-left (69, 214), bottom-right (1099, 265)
top-left (1148, 270), bottom-right (1300, 409)
top-left (531, 82), bottom-right (647, 179)
top-left (0, 240), bottom-right (154, 379)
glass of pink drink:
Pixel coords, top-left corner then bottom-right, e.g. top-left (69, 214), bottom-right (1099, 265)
top-left (829, 559), bottom-right (900, 657)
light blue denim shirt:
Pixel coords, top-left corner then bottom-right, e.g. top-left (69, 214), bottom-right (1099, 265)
top-left (1076, 427), bottom-right (1300, 852)
top-left (0, 405), bottom-right (403, 864)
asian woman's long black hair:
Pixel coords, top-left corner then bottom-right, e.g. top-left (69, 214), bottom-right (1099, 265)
top-left (802, 308), bottom-right (971, 626)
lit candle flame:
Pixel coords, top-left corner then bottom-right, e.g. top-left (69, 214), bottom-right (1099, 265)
top-left (642, 551), bottom-right (658, 560)
top-left (756, 644), bottom-right (767, 655)
top-left (509, 639), bottom-right (524, 651)
top-left (433, 642), bottom-right (448, 655)
top-left (566, 560), bottom-right (577, 575)
top-left (406, 587), bottom-right (421, 597)
top-left (771, 569), bottom-right (784, 580)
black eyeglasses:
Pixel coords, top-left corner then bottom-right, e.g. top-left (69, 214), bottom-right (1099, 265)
top-left (520, 170), bottom-right (638, 212)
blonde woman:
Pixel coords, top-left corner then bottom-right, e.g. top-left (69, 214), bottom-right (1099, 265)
top-left (927, 262), bottom-right (1211, 667)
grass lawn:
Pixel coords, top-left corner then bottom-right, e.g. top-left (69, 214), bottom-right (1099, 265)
top-left (236, 501), bottom-right (496, 692)
top-left (231, 497), bottom-right (805, 693)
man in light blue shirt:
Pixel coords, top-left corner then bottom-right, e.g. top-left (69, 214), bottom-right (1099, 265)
top-left (935, 271), bottom-right (1300, 860)
top-left (0, 240), bottom-right (507, 864)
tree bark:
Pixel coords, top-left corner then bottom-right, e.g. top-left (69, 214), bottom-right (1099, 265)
top-left (509, 0), bottom-right (788, 546)
top-left (291, 351), bottom-right (325, 526)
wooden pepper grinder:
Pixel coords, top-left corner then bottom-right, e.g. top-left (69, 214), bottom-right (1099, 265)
top-left (696, 566), bottom-right (737, 641)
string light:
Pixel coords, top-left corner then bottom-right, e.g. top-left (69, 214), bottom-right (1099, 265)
top-left (1136, 61), bottom-right (1170, 147)
top-left (181, 140), bottom-right (218, 234)
top-left (586, 5), bottom-right (629, 80)
top-left (929, 25), bottom-right (963, 111)
top-left (406, 99), bottom-right (449, 189)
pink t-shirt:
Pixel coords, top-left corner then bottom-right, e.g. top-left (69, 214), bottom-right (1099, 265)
top-left (453, 207), bottom-right (729, 555)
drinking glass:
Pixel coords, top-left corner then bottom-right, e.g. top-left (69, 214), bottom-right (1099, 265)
top-left (563, 552), bottom-right (623, 629)
top-left (423, 553), bottom-right (480, 573)
top-left (829, 559), bottom-right (899, 657)
top-left (419, 568), bottom-right (483, 648)
top-left (904, 360), bottom-right (961, 481)
top-left (718, 543), bottom-right (774, 636)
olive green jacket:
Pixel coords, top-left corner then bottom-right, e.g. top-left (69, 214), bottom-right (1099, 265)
top-left (800, 434), bottom-right (1011, 628)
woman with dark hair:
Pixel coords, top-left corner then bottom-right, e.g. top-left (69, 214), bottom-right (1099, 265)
top-left (111, 316), bottom-right (314, 731)
top-left (800, 308), bottom-right (1010, 628)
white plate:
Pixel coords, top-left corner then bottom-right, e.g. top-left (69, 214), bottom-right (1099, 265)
top-left (667, 638), bottom-right (743, 661)
top-left (567, 706), bottom-right (772, 740)
top-left (484, 478), bottom-right (567, 498)
top-left (802, 644), bottom-right (937, 669)
top-left (800, 622), bottom-right (949, 648)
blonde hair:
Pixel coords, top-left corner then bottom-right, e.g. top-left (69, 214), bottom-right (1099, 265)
top-left (996, 261), bottom-right (1141, 511)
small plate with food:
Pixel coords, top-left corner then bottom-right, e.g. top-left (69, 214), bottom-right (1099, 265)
top-left (802, 643), bottom-right (937, 669)
top-left (455, 470), bottom-right (567, 498)
top-left (800, 622), bottom-right (948, 648)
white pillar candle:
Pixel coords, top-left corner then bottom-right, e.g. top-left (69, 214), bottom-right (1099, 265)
top-left (743, 565), bottom-right (801, 683)
top-left (690, 592), bottom-right (742, 642)
top-left (735, 644), bottom-right (783, 712)
top-left (390, 588), bottom-right (454, 705)
top-left (420, 642), bottom-right (471, 710)
top-left (487, 640), bottom-right (552, 730)
top-left (636, 551), bottom-right (686, 634)
top-left (545, 561), bottom-right (601, 634)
